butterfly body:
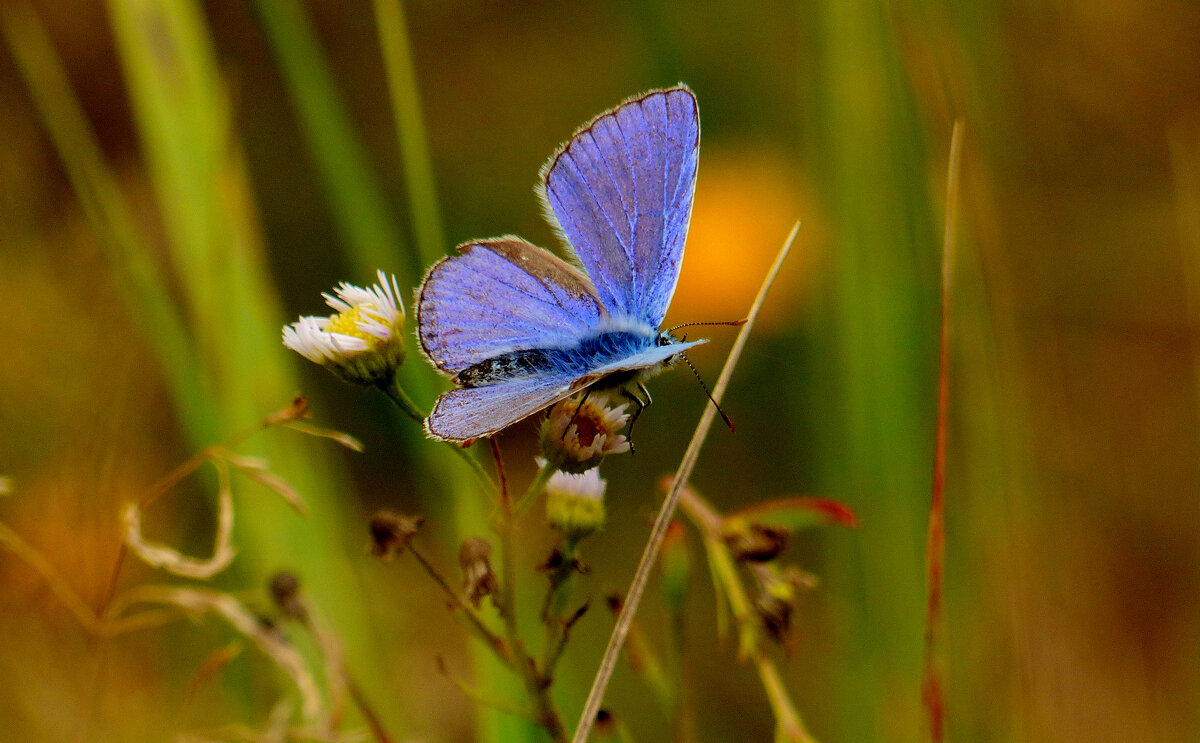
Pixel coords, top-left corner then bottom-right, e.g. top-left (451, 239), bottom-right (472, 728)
top-left (452, 323), bottom-right (669, 388)
top-left (417, 86), bottom-right (702, 442)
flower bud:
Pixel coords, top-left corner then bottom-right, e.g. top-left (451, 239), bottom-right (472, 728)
top-left (544, 467), bottom-right (607, 540)
top-left (539, 392), bottom-right (630, 473)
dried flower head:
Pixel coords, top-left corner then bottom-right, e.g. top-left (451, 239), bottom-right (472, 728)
top-left (283, 270), bottom-right (406, 386)
top-left (369, 511), bottom-right (423, 560)
top-left (722, 519), bottom-right (790, 563)
top-left (756, 583), bottom-right (793, 647)
top-left (755, 566), bottom-right (819, 649)
top-left (595, 709), bottom-right (617, 738)
top-left (544, 465), bottom-right (607, 541)
top-left (458, 537), bottom-right (498, 608)
top-left (268, 571), bottom-right (308, 622)
top-left (539, 392), bottom-right (631, 473)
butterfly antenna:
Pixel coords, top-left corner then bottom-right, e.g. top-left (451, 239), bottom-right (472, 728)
top-left (666, 318), bottom-right (748, 333)
top-left (681, 353), bottom-right (735, 433)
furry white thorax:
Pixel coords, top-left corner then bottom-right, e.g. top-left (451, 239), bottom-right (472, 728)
top-left (591, 313), bottom-right (659, 339)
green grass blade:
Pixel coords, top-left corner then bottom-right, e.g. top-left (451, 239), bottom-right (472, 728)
top-left (251, 1), bottom-right (512, 737)
top-left (249, 0), bottom-right (405, 278)
top-left (372, 0), bottom-right (445, 269)
top-left (808, 1), bottom-right (939, 739)
top-left (1, 1), bottom-right (218, 440)
top-left (103, 0), bottom-right (396, 730)
top-left (368, 5), bottom-right (532, 738)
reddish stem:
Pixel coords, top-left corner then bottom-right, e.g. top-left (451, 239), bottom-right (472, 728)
top-left (922, 120), bottom-right (964, 743)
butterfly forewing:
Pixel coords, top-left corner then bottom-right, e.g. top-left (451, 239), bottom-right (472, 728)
top-left (540, 85), bottom-right (699, 327)
top-left (418, 237), bottom-right (603, 376)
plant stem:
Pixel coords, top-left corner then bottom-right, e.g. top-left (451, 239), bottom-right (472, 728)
top-left (0, 520), bottom-right (99, 634)
top-left (678, 485), bottom-right (757, 655)
top-left (540, 538), bottom-right (578, 675)
top-left (679, 484), bottom-right (816, 737)
top-left (514, 460), bottom-right (556, 515)
top-left (345, 673), bottom-right (400, 743)
top-left (676, 486), bottom-right (721, 533)
top-left (490, 438), bottom-right (568, 742)
top-left (754, 653), bottom-right (817, 743)
top-left (97, 412), bottom-right (280, 618)
top-left (571, 223), bottom-right (799, 743)
top-left (406, 542), bottom-right (514, 667)
top-left (378, 376), bottom-right (495, 493)
top-left (371, 0), bottom-right (445, 271)
top-left (379, 375), bottom-right (426, 423)
top-left (488, 437), bottom-right (509, 504)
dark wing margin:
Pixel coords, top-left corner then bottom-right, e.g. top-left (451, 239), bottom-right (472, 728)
top-left (537, 85), bottom-right (700, 327)
top-left (416, 236), bottom-right (603, 376)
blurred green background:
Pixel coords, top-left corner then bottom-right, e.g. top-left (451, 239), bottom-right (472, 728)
top-left (2, 0), bottom-right (1199, 741)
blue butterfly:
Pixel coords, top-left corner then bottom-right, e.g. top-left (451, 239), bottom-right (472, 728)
top-left (417, 85), bottom-right (704, 442)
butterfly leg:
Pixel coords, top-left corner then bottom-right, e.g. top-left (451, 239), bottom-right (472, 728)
top-left (561, 387), bottom-right (593, 441)
top-left (621, 382), bottom-right (654, 452)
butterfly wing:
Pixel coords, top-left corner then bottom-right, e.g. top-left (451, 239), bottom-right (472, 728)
top-left (421, 88), bottom-right (703, 441)
top-left (425, 371), bottom-right (592, 442)
top-left (417, 236), bottom-right (603, 376)
top-left (539, 85), bottom-right (699, 327)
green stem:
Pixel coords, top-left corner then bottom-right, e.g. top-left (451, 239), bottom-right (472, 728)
top-left (514, 461), bottom-right (556, 516)
top-left (250, 0), bottom-right (401, 275)
top-left (378, 376), bottom-right (495, 493)
top-left (667, 599), bottom-right (695, 743)
top-left (406, 543), bottom-right (514, 668)
top-left (548, 539), bottom-right (578, 620)
top-left (371, 0), bottom-right (445, 270)
top-left (379, 375), bottom-right (425, 423)
top-left (540, 538), bottom-right (578, 675)
top-left (682, 490), bottom-right (814, 741)
top-left (493, 460), bottom-right (568, 742)
top-left (754, 654), bottom-right (817, 743)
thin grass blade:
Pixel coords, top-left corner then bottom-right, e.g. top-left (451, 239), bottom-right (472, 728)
top-left (922, 119), bottom-right (964, 743)
top-left (572, 222), bottom-right (801, 743)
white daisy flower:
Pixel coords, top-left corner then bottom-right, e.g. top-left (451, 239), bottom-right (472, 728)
top-left (283, 270), bottom-right (406, 386)
top-left (538, 392), bottom-right (631, 473)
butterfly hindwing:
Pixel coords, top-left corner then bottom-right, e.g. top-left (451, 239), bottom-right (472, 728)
top-left (589, 338), bottom-right (707, 378)
top-left (418, 237), bottom-right (603, 376)
top-left (425, 371), bottom-right (593, 442)
top-left (539, 85), bottom-right (699, 328)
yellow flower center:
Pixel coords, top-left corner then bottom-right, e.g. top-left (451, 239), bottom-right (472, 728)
top-left (327, 305), bottom-right (385, 347)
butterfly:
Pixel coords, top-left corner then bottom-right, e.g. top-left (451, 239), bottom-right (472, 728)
top-left (416, 85), bottom-right (704, 442)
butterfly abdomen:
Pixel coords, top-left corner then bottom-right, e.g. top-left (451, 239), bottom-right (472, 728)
top-left (453, 348), bottom-right (557, 387)
top-left (453, 329), bottom-right (658, 387)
